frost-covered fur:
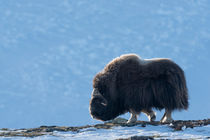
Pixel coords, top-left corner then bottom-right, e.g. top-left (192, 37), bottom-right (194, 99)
top-left (89, 54), bottom-right (189, 123)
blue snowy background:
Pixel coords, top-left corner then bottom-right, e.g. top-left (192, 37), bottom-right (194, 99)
top-left (0, 0), bottom-right (210, 128)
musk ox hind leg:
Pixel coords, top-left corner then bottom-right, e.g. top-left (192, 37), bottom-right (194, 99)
top-left (142, 109), bottom-right (156, 122)
top-left (160, 109), bottom-right (173, 123)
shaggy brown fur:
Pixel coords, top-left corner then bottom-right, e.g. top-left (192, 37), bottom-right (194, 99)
top-left (89, 54), bottom-right (189, 123)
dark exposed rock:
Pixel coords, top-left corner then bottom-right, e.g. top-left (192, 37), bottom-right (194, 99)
top-left (170, 119), bottom-right (210, 131)
top-left (117, 135), bottom-right (155, 140)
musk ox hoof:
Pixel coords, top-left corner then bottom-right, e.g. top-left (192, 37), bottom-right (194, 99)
top-left (160, 117), bottom-right (173, 123)
top-left (127, 119), bottom-right (137, 124)
top-left (127, 114), bottom-right (137, 124)
top-left (160, 109), bottom-right (173, 123)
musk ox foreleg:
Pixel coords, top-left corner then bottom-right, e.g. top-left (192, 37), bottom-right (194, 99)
top-left (160, 109), bottom-right (173, 123)
top-left (142, 109), bottom-right (156, 122)
top-left (127, 110), bottom-right (138, 123)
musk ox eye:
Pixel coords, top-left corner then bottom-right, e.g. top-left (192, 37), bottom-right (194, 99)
top-left (98, 86), bottom-right (107, 95)
top-left (100, 91), bottom-right (105, 96)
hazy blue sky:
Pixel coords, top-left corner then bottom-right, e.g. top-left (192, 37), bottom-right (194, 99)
top-left (0, 0), bottom-right (210, 128)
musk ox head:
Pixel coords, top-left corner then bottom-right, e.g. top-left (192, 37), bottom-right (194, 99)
top-left (89, 58), bottom-right (124, 121)
top-left (89, 75), bottom-right (121, 121)
top-left (89, 88), bottom-right (111, 121)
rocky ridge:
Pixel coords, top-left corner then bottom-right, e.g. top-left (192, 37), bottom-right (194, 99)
top-left (0, 118), bottom-right (209, 138)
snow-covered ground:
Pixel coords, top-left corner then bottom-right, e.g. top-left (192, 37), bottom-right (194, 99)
top-left (50, 125), bottom-right (210, 140)
top-left (1, 125), bottom-right (210, 140)
top-left (0, 0), bottom-right (210, 130)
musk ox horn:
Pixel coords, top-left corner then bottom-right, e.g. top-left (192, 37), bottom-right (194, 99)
top-left (89, 53), bottom-right (189, 123)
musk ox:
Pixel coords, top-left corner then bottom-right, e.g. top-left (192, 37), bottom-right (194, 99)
top-left (89, 54), bottom-right (189, 123)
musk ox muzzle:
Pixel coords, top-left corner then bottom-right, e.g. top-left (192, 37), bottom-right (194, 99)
top-left (89, 88), bottom-right (109, 120)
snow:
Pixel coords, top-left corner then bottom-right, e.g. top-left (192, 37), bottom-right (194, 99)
top-left (1, 125), bottom-right (210, 140)
top-left (0, 0), bottom-right (210, 130)
top-left (52, 125), bottom-right (210, 139)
